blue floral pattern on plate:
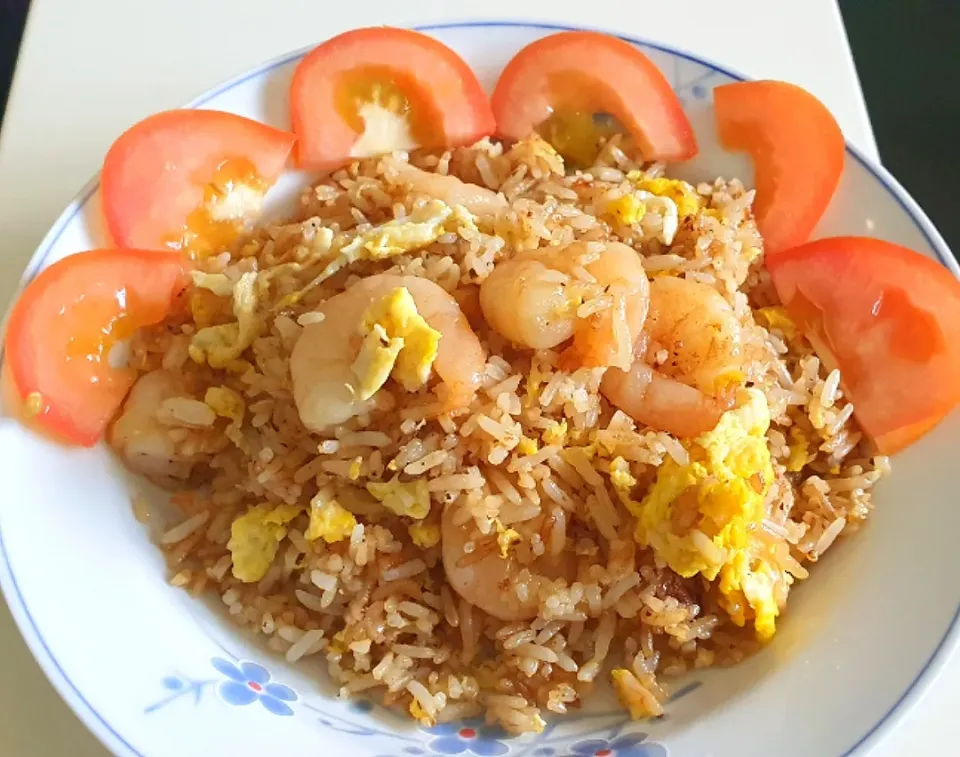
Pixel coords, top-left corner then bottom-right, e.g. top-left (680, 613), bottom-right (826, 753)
top-left (569, 733), bottom-right (667, 757)
top-left (424, 719), bottom-right (512, 755)
top-left (212, 657), bottom-right (298, 716)
top-left (146, 655), bottom-right (700, 755)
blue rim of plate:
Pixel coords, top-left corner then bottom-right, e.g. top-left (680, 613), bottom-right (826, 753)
top-left (0, 19), bottom-right (957, 757)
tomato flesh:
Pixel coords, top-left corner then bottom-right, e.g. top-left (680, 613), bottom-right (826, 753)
top-left (4, 249), bottom-right (188, 446)
top-left (290, 27), bottom-right (495, 171)
top-left (767, 237), bottom-right (960, 453)
top-left (714, 81), bottom-right (844, 255)
top-left (101, 110), bottom-right (295, 254)
top-left (492, 32), bottom-right (697, 162)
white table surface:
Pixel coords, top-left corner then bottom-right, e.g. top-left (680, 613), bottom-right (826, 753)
top-left (0, 1), bottom-right (951, 755)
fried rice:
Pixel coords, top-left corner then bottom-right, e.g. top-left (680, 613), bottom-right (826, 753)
top-left (126, 135), bottom-right (889, 733)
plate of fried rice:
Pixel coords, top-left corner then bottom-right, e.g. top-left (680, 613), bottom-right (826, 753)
top-left (1, 20), bottom-right (959, 757)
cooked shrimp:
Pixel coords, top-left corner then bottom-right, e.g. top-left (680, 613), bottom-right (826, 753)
top-left (479, 241), bottom-right (649, 370)
top-left (384, 157), bottom-right (508, 217)
top-left (602, 277), bottom-right (743, 438)
top-left (441, 502), bottom-right (576, 621)
top-left (291, 274), bottom-right (486, 432)
top-left (109, 370), bottom-right (205, 486)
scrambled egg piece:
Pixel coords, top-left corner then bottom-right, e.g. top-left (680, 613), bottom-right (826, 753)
top-left (350, 288), bottom-right (441, 401)
top-left (348, 456), bottom-right (363, 481)
top-left (611, 669), bottom-right (659, 720)
top-left (204, 386), bottom-right (245, 422)
top-left (609, 456), bottom-right (638, 492)
top-left (628, 173), bottom-right (702, 219)
top-left (408, 521), bottom-right (441, 549)
top-left (756, 306), bottom-right (799, 343)
top-left (205, 386), bottom-right (247, 450)
top-left (409, 698), bottom-right (436, 727)
top-left (228, 504), bottom-right (302, 582)
top-left (632, 389), bottom-right (789, 640)
top-left (542, 420), bottom-right (568, 446)
top-left (305, 498), bottom-right (357, 543)
top-left (189, 272), bottom-right (261, 369)
top-left (786, 426), bottom-right (815, 472)
top-left (517, 436), bottom-right (538, 456)
top-left (525, 361), bottom-right (544, 402)
top-left (320, 200), bottom-right (478, 282)
top-left (605, 194), bottom-right (647, 226)
top-left (190, 271), bottom-right (235, 296)
top-left (367, 477), bottom-right (431, 519)
top-left (494, 518), bottom-right (521, 558)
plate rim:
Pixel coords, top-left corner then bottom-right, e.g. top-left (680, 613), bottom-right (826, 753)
top-left (0, 18), bottom-right (957, 757)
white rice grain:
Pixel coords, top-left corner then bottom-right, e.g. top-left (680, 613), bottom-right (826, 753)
top-left (160, 512), bottom-right (210, 545)
top-left (286, 628), bottom-right (325, 662)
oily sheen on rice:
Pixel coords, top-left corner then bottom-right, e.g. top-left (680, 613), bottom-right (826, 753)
top-left (140, 134), bottom-right (889, 734)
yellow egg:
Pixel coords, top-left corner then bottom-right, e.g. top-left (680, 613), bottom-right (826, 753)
top-left (228, 503), bottom-right (302, 582)
top-left (525, 363), bottom-right (544, 402)
top-left (605, 194), bottom-right (647, 226)
top-left (351, 323), bottom-right (403, 401)
top-left (610, 668), bottom-right (658, 720)
top-left (305, 498), bottom-right (357, 543)
top-left (756, 306), bottom-right (799, 343)
top-left (329, 630), bottom-right (348, 654)
top-left (494, 518), bottom-right (521, 558)
top-left (609, 456), bottom-right (637, 491)
top-left (517, 436), bottom-right (539, 456)
top-left (367, 477), bottom-right (431, 519)
top-left (204, 386), bottom-right (245, 422)
top-left (408, 521), bottom-right (441, 549)
top-left (632, 389), bottom-right (790, 639)
top-left (189, 272), bottom-right (261, 369)
top-left (348, 456), bottom-right (363, 481)
top-left (786, 426), bottom-right (815, 472)
top-left (351, 287), bottom-right (442, 401)
top-left (542, 420), bottom-right (568, 446)
top-left (327, 200), bottom-right (478, 280)
top-left (630, 175), bottom-right (701, 219)
top-left (409, 697), bottom-right (436, 727)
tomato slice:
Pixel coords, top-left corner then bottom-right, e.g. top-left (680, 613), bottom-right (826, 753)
top-left (714, 81), bottom-right (844, 254)
top-left (491, 31), bottom-right (697, 163)
top-left (767, 237), bottom-right (960, 454)
top-left (4, 249), bottom-right (188, 446)
top-left (290, 27), bottom-right (495, 171)
top-left (102, 110), bottom-right (296, 253)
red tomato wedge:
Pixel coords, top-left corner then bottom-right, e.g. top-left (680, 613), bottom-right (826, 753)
top-left (4, 249), bottom-right (188, 446)
top-left (491, 31), bottom-right (697, 162)
top-left (714, 81), bottom-right (844, 254)
top-left (290, 27), bottom-right (495, 171)
top-left (767, 237), bottom-right (960, 454)
top-left (102, 110), bottom-right (296, 252)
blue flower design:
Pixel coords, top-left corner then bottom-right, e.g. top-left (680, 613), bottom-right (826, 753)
top-left (570, 733), bottom-right (666, 757)
top-left (211, 657), bottom-right (298, 716)
top-left (424, 719), bottom-right (510, 755)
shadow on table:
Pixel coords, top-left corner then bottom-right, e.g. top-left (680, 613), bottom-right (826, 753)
top-left (840, 0), bottom-right (959, 254)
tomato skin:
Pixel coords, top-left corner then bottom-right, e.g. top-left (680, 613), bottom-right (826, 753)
top-left (767, 237), bottom-right (960, 453)
top-left (491, 31), bottom-right (696, 162)
top-left (4, 249), bottom-right (188, 446)
top-left (714, 80), bottom-right (844, 254)
top-left (290, 27), bottom-right (495, 171)
top-left (102, 110), bottom-right (296, 250)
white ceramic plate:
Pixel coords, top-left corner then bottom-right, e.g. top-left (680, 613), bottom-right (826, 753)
top-left (1, 21), bottom-right (958, 757)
